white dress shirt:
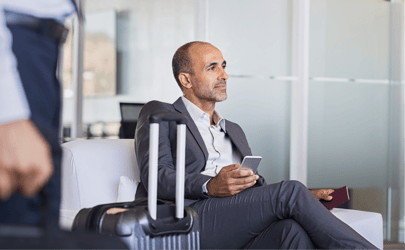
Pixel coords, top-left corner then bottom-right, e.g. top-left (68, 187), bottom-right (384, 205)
top-left (0, 0), bottom-right (75, 124)
top-left (181, 96), bottom-right (242, 178)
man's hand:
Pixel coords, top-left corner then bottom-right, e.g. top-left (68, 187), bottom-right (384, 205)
top-left (0, 119), bottom-right (53, 200)
top-left (206, 163), bottom-right (259, 198)
top-left (310, 189), bottom-right (334, 201)
top-left (106, 208), bottom-right (128, 215)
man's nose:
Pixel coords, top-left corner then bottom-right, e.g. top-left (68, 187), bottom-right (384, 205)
top-left (220, 67), bottom-right (229, 80)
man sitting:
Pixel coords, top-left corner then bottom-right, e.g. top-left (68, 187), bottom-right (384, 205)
top-left (134, 41), bottom-right (376, 249)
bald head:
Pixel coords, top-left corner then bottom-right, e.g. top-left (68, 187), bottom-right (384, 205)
top-left (172, 41), bottom-right (213, 89)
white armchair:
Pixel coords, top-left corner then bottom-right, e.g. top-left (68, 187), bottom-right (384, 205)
top-left (60, 139), bottom-right (140, 229)
top-left (60, 139), bottom-right (383, 249)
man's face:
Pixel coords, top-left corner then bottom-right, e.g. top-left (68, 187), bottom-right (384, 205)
top-left (187, 44), bottom-right (229, 104)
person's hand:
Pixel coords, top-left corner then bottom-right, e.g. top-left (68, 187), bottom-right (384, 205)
top-left (0, 119), bottom-right (53, 200)
top-left (206, 163), bottom-right (259, 198)
top-left (106, 208), bottom-right (128, 215)
top-left (310, 189), bottom-right (334, 201)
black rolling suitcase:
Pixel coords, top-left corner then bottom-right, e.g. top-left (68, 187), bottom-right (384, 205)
top-left (72, 112), bottom-right (200, 250)
top-left (0, 191), bottom-right (128, 249)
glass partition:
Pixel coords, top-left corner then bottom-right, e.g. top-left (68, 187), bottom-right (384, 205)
top-left (308, 0), bottom-right (404, 243)
top-left (209, 0), bottom-right (293, 183)
top-left (309, 0), bottom-right (390, 80)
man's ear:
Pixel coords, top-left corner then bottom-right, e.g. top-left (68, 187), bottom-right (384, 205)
top-left (179, 73), bottom-right (192, 89)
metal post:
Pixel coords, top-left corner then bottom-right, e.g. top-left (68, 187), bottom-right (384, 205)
top-left (57, 39), bottom-right (65, 144)
top-left (290, 0), bottom-right (310, 186)
top-left (386, 0), bottom-right (404, 242)
top-left (71, 0), bottom-right (84, 140)
top-left (387, 187), bottom-right (392, 240)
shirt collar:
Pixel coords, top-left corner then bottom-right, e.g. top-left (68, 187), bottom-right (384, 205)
top-left (214, 111), bottom-right (226, 132)
top-left (181, 96), bottom-right (226, 132)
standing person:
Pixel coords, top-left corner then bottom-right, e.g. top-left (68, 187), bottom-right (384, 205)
top-left (134, 41), bottom-right (377, 249)
top-left (0, 0), bottom-right (78, 227)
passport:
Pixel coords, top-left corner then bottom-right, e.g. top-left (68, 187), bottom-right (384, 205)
top-left (320, 186), bottom-right (350, 210)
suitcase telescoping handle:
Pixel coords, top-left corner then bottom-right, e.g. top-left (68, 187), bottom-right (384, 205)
top-left (148, 112), bottom-right (187, 220)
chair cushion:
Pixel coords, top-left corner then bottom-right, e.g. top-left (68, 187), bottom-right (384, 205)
top-left (117, 176), bottom-right (139, 202)
top-left (61, 139), bottom-right (139, 211)
top-left (331, 208), bottom-right (383, 249)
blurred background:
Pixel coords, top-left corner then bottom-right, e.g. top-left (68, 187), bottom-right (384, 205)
top-left (61, 0), bottom-right (404, 247)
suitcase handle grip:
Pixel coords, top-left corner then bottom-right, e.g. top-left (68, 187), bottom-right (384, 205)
top-left (149, 112), bottom-right (187, 124)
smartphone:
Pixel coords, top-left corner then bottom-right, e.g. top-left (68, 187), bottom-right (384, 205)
top-left (238, 156), bottom-right (262, 173)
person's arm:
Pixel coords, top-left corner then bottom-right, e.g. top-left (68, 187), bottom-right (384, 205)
top-left (0, 6), bottom-right (53, 199)
top-left (135, 101), bottom-right (211, 201)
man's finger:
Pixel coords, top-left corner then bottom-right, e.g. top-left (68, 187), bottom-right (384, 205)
top-left (231, 175), bottom-right (258, 186)
top-left (20, 126), bottom-right (53, 197)
top-left (0, 170), bottom-right (17, 200)
top-left (233, 180), bottom-right (257, 192)
top-left (221, 163), bottom-right (240, 172)
top-left (106, 208), bottom-right (128, 215)
top-left (325, 189), bottom-right (334, 200)
top-left (20, 173), bottom-right (44, 197)
top-left (231, 168), bottom-right (254, 178)
top-left (20, 161), bottom-right (53, 197)
top-left (324, 196), bottom-right (332, 200)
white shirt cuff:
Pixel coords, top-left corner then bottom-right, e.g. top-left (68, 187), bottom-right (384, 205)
top-left (202, 179), bottom-right (210, 195)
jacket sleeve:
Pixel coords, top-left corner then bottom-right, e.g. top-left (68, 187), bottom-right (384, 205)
top-left (135, 101), bottom-right (211, 201)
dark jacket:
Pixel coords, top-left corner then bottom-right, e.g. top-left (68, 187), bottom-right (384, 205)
top-left (134, 97), bottom-right (266, 206)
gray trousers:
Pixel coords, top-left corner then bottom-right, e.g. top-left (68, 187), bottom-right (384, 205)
top-left (190, 180), bottom-right (377, 249)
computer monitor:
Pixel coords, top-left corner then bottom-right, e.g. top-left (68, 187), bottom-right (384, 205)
top-left (120, 102), bottom-right (144, 122)
top-left (119, 102), bottom-right (145, 138)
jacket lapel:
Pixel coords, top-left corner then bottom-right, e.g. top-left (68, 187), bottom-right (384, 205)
top-left (225, 120), bottom-right (252, 158)
top-left (173, 97), bottom-right (209, 163)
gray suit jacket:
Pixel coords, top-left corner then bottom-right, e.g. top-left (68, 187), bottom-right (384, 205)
top-left (134, 97), bottom-right (266, 206)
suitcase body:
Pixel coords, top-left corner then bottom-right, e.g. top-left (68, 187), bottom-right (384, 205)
top-left (72, 112), bottom-right (200, 250)
top-left (0, 191), bottom-right (128, 249)
top-left (72, 199), bottom-right (200, 250)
